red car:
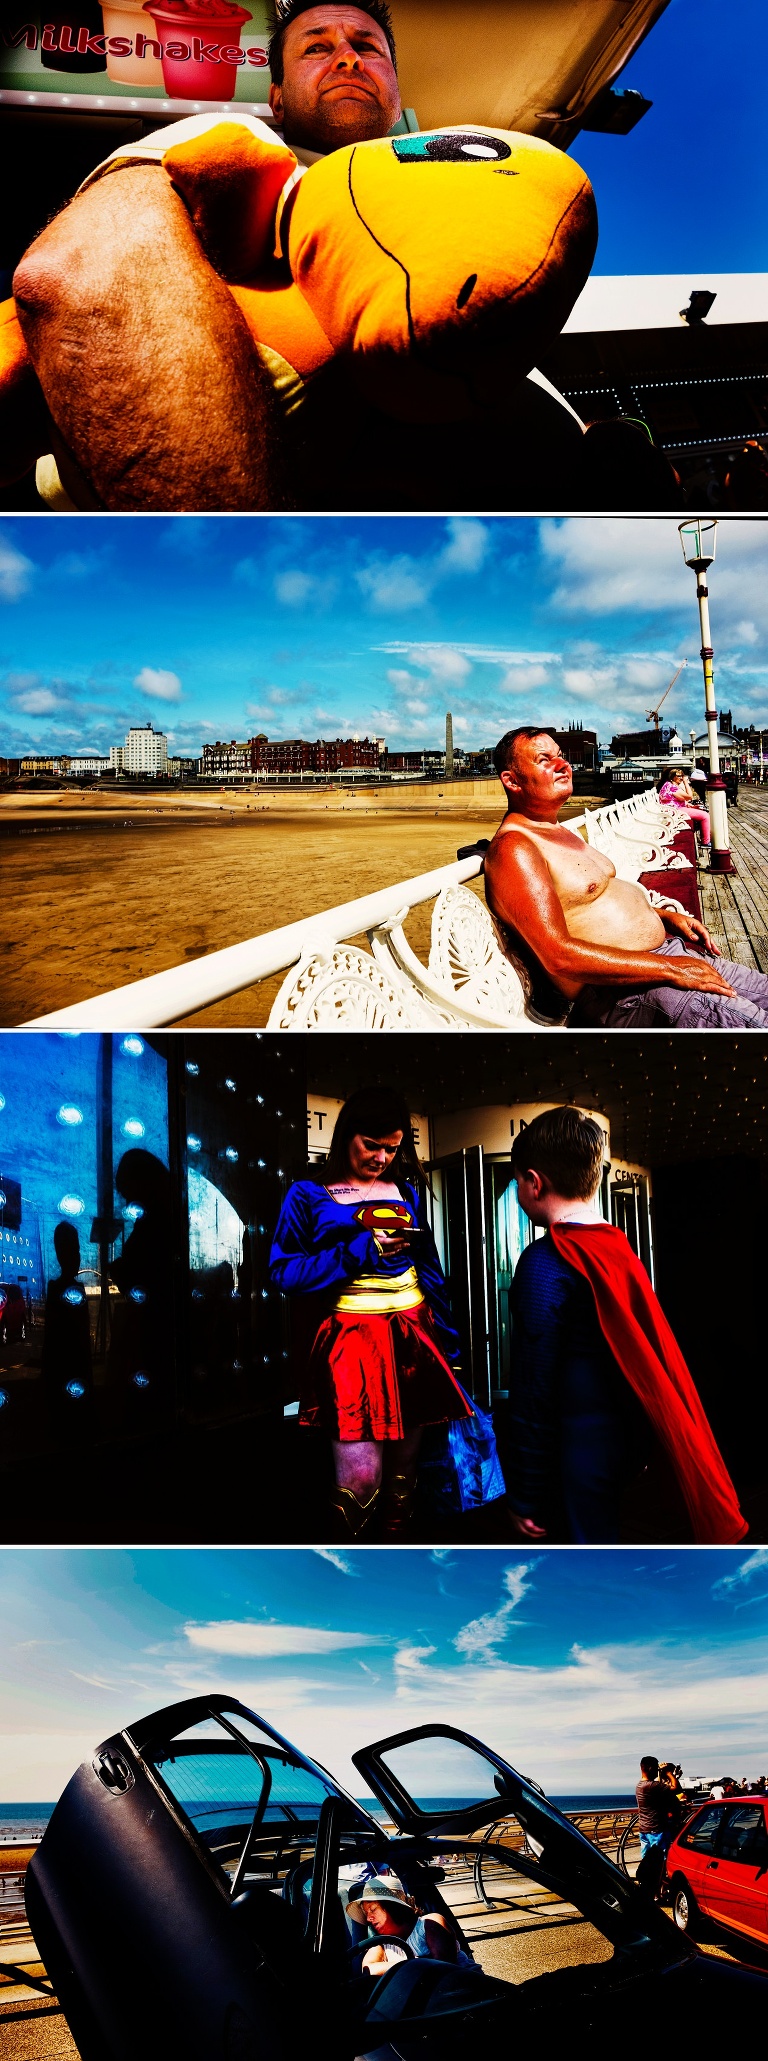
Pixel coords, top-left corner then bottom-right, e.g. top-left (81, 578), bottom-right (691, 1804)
top-left (666, 1796), bottom-right (768, 1948)
top-left (0, 1283), bottom-right (27, 1345)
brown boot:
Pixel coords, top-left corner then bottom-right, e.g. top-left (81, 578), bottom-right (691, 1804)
top-left (329, 1483), bottom-right (380, 1540)
top-left (380, 1470), bottom-right (416, 1540)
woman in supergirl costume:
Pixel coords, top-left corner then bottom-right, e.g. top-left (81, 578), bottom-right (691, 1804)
top-left (269, 1085), bottom-right (471, 1539)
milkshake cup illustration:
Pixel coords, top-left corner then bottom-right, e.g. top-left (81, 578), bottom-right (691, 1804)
top-left (144, 1), bottom-right (252, 100)
top-left (102, 0), bottom-right (164, 85)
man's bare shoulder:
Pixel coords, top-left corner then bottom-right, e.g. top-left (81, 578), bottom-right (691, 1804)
top-left (486, 817), bottom-right (568, 870)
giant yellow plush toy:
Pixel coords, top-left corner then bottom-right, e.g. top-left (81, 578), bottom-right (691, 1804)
top-left (0, 116), bottom-right (597, 500)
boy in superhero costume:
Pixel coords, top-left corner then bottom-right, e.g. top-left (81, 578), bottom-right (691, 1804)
top-left (504, 1105), bottom-right (746, 1546)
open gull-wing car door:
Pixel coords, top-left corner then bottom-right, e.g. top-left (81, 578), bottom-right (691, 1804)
top-left (25, 1694), bottom-right (380, 2061)
top-left (352, 1723), bottom-right (637, 1884)
top-left (352, 1724), bottom-right (692, 1960)
top-left (352, 1722), bottom-right (549, 1837)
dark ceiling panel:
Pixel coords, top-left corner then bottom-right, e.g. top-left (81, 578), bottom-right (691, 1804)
top-left (306, 1034), bottom-right (768, 1166)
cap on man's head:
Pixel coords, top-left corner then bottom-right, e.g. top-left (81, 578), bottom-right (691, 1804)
top-left (346, 1871), bottom-right (415, 1924)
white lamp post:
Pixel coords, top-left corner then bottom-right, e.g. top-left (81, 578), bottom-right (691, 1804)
top-left (678, 519), bottom-right (735, 874)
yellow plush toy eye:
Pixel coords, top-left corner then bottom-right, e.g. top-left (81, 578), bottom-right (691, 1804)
top-left (287, 127), bottom-right (597, 423)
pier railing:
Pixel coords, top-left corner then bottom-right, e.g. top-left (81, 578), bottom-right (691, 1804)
top-left (26, 789), bottom-right (692, 1033)
top-left (471, 1802), bottom-right (698, 1907)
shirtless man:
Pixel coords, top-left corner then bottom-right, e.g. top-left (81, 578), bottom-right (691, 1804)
top-left (483, 727), bottom-right (768, 1027)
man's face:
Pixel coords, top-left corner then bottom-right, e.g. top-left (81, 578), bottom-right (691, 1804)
top-left (269, 6), bottom-right (401, 152)
top-left (501, 734), bottom-right (573, 814)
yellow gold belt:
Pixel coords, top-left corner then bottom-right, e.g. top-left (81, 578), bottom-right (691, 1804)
top-left (334, 1267), bottom-right (425, 1315)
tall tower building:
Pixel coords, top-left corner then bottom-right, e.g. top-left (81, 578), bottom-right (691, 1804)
top-left (445, 711), bottom-right (454, 778)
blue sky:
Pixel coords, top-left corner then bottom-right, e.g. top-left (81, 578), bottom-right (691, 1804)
top-left (571, 0), bottom-right (768, 274)
top-left (1, 517), bottom-right (766, 760)
top-left (1, 1547), bottom-right (766, 1800)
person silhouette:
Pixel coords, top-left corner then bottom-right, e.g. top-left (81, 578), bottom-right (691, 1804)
top-left (109, 1150), bottom-right (173, 1400)
top-left (41, 1221), bottom-right (93, 1414)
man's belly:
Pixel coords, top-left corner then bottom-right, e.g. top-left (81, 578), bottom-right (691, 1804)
top-left (565, 877), bottom-right (667, 951)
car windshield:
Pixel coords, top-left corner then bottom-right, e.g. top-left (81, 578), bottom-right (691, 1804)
top-left (139, 1712), bottom-right (353, 1889)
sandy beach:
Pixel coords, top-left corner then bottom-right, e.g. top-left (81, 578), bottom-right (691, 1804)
top-left (0, 781), bottom-right (596, 1027)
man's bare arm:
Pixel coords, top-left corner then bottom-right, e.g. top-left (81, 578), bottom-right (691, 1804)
top-left (484, 834), bottom-right (736, 999)
top-left (13, 165), bottom-right (286, 511)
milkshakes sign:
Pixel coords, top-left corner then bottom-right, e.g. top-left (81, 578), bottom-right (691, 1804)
top-left (1, 7), bottom-right (272, 103)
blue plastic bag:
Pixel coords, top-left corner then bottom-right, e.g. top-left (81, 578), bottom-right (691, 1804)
top-left (419, 1379), bottom-right (506, 1517)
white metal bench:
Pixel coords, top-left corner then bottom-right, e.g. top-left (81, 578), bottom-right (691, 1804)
top-left (28, 790), bottom-right (689, 1032)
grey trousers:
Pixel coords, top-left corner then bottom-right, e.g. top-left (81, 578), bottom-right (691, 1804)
top-left (576, 936), bottom-right (768, 1029)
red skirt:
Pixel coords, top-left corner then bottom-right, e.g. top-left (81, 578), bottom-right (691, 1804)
top-left (300, 1304), bottom-right (473, 1441)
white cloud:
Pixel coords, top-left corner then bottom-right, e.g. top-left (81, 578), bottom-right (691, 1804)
top-left (539, 519), bottom-right (692, 615)
top-left (712, 1549), bottom-right (768, 1597)
top-left (357, 521), bottom-right (489, 616)
top-left (498, 663), bottom-right (551, 695)
top-left (453, 1562), bottom-right (537, 1661)
top-left (357, 558), bottom-right (431, 611)
top-left (274, 570), bottom-right (315, 606)
top-left (312, 1549), bottom-right (359, 1578)
top-left (539, 519), bottom-right (768, 649)
top-left (0, 532), bottom-right (34, 601)
top-left (381, 1638), bottom-right (768, 1792)
top-left (183, 1619), bottom-right (388, 1656)
top-left (438, 518), bottom-right (490, 575)
top-left (734, 619), bottom-right (759, 645)
top-left (417, 646), bottom-right (472, 684)
top-left (380, 642), bottom-right (560, 669)
top-left (11, 685), bottom-right (64, 715)
top-left (134, 666), bottom-right (183, 703)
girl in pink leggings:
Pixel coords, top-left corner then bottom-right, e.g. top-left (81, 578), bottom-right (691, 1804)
top-left (659, 770), bottom-right (710, 847)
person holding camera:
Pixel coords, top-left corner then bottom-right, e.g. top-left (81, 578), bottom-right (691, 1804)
top-left (270, 1085), bottom-right (470, 1538)
top-left (635, 1756), bottom-right (684, 1899)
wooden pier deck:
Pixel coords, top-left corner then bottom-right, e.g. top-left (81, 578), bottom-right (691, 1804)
top-left (699, 790), bottom-right (768, 970)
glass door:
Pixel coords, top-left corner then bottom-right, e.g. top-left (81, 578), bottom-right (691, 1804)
top-left (609, 1176), bottom-right (654, 1282)
top-left (427, 1146), bottom-right (491, 1407)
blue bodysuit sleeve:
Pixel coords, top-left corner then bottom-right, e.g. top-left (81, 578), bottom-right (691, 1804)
top-left (506, 1238), bottom-right (575, 1517)
top-left (269, 1184), bottom-right (378, 1295)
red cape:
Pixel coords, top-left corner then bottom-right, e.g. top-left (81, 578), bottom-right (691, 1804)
top-left (549, 1222), bottom-right (747, 1544)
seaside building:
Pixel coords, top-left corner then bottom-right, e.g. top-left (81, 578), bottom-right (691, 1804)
top-left (19, 754), bottom-right (64, 777)
top-left (168, 756), bottom-right (201, 780)
top-left (250, 736), bottom-right (381, 776)
top-left (201, 740), bottom-right (251, 778)
top-left (547, 723), bottom-right (599, 770)
top-left (64, 753), bottom-right (111, 779)
top-left (612, 726), bottom-right (675, 757)
top-left (110, 724), bottom-right (168, 777)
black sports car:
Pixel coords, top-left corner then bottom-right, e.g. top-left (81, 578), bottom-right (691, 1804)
top-left (26, 1698), bottom-right (768, 2059)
